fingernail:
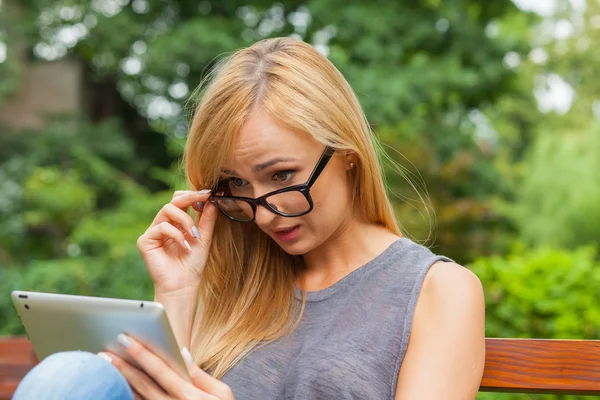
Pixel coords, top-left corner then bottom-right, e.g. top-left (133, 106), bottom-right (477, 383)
top-left (197, 202), bottom-right (205, 212)
top-left (198, 189), bottom-right (211, 195)
top-left (117, 333), bottom-right (132, 349)
top-left (192, 226), bottom-right (201, 239)
top-left (97, 352), bottom-right (112, 364)
top-left (181, 347), bottom-right (194, 364)
top-left (184, 240), bottom-right (192, 250)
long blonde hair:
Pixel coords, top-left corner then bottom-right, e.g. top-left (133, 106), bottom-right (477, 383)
top-left (184, 37), bottom-right (401, 378)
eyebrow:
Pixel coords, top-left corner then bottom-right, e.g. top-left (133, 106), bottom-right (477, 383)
top-left (221, 157), bottom-right (296, 176)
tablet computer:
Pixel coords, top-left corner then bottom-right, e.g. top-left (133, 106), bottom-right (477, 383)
top-left (11, 290), bottom-right (190, 381)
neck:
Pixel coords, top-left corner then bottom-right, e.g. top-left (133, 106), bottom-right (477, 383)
top-left (298, 218), bottom-right (400, 292)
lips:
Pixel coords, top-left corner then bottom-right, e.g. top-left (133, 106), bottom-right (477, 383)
top-left (274, 226), bottom-right (298, 233)
top-left (272, 225), bottom-right (301, 241)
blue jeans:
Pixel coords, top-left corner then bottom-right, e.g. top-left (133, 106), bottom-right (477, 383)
top-left (13, 351), bottom-right (134, 400)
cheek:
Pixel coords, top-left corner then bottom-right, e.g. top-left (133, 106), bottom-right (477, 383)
top-left (307, 174), bottom-right (354, 227)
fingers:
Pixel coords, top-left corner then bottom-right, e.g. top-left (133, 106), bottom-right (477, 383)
top-left (150, 203), bottom-right (200, 239)
top-left (181, 347), bottom-right (235, 400)
top-left (132, 390), bottom-right (144, 400)
top-left (141, 202), bottom-right (217, 254)
top-left (142, 221), bottom-right (192, 252)
top-left (151, 189), bottom-right (212, 231)
top-left (172, 190), bottom-right (210, 214)
top-left (103, 352), bottom-right (170, 400)
top-left (170, 189), bottom-right (212, 213)
top-left (115, 334), bottom-right (216, 400)
top-left (139, 189), bottom-right (214, 254)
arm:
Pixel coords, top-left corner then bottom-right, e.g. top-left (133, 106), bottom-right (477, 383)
top-left (155, 285), bottom-right (199, 349)
top-left (137, 190), bottom-right (217, 350)
top-left (395, 261), bottom-right (486, 400)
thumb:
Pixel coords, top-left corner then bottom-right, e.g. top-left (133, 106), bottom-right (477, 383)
top-left (181, 347), bottom-right (234, 399)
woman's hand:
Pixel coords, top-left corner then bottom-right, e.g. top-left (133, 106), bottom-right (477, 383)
top-left (102, 334), bottom-right (234, 400)
top-left (137, 190), bottom-right (218, 295)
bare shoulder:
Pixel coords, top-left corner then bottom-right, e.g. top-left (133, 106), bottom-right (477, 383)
top-left (412, 260), bottom-right (485, 334)
top-left (420, 261), bottom-right (484, 306)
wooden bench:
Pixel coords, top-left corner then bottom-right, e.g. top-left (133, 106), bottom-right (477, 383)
top-left (482, 338), bottom-right (600, 395)
top-left (0, 337), bottom-right (37, 400)
top-left (1, 337), bottom-right (599, 398)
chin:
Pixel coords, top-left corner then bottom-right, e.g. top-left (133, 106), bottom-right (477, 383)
top-left (273, 237), bottom-right (312, 256)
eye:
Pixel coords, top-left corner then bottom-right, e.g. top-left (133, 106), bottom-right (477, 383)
top-left (272, 170), bottom-right (295, 183)
top-left (229, 177), bottom-right (247, 188)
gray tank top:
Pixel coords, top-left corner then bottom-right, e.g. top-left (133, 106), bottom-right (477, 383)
top-left (221, 238), bottom-right (452, 399)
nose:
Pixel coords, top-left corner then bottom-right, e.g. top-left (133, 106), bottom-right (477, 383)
top-left (254, 204), bottom-right (276, 227)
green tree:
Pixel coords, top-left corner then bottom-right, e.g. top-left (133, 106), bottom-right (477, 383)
top-left (1, 0), bottom-right (530, 262)
top-left (489, 0), bottom-right (600, 250)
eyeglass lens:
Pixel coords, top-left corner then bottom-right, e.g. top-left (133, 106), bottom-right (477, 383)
top-left (214, 190), bottom-right (310, 221)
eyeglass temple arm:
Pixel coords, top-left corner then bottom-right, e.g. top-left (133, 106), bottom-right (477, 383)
top-left (306, 147), bottom-right (335, 188)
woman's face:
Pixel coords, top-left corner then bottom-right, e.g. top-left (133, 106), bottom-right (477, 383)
top-left (220, 107), bottom-right (356, 255)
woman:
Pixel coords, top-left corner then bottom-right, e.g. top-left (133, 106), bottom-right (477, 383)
top-left (14, 37), bottom-right (485, 400)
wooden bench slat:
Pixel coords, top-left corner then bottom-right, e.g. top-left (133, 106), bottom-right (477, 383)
top-left (0, 383), bottom-right (19, 400)
top-left (0, 337), bottom-right (37, 400)
top-left (481, 338), bottom-right (600, 395)
top-left (0, 337), bottom-right (36, 364)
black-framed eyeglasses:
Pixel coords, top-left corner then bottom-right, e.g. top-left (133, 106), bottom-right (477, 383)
top-left (209, 146), bottom-right (335, 222)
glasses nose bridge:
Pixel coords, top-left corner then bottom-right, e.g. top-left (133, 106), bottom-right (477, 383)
top-left (254, 196), bottom-right (278, 214)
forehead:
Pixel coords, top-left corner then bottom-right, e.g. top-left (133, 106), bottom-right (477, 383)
top-left (229, 108), bottom-right (316, 162)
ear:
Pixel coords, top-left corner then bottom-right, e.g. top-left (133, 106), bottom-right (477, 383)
top-left (344, 151), bottom-right (358, 170)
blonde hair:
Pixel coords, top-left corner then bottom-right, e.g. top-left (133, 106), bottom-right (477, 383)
top-left (184, 37), bottom-right (401, 377)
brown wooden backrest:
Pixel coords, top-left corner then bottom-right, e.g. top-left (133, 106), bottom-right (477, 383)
top-left (0, 337), bottom-right (38, 400)
top-left (1, 337), bottom-right (600, 398)
top-left (482, 338), bottom-right (600, 395)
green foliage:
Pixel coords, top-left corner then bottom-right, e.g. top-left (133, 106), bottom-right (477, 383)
top-left (0, 52), bottom-right (20, 105)
top-left (511, 128), bottom-right (600, 249)
top-left (378, 125), bottom-right (512, 262)
top-left (0, 0), bottom-right (23, 105)
top-left (472, 245), bottom-right (600, 400)
top-left (312, 1), bottom-right (525, 133)
top-left (24, 166), bottom-right (96, 230)
top-left (0, 117), bottom-right (142, 262)
top-left (70, 187), bottom-right (173, 258)
top-left (472, 245), bottom-right (600, 339)
top-left (488, 0), bottom-right (600, 253)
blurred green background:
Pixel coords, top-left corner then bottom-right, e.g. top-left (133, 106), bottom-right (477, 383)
top-left (1, 0), bottom-right (599, 398)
